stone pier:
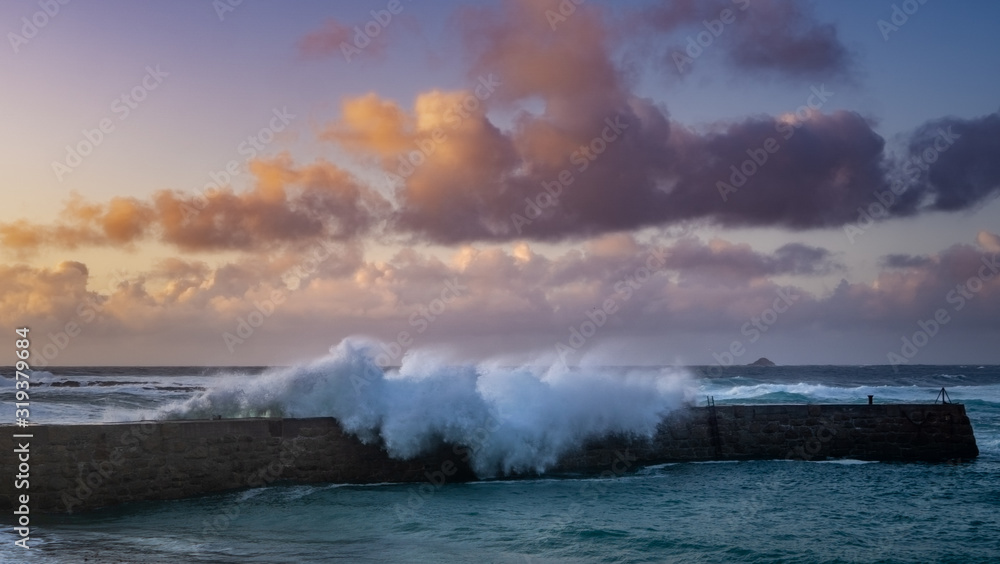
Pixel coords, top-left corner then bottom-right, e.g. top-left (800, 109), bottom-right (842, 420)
top-left (0, 403), bottom-right (978, 513)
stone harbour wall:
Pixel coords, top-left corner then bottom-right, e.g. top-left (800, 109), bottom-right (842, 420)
top-left (557, 403), bottom-right (978, 471)
top-left (0, 403), bottom-right (978, 513)
top-left (1, 418), bottom-right (475, 514)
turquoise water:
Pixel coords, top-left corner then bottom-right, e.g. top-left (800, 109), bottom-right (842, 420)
top-left (3, 364), bottom-right (999, 563)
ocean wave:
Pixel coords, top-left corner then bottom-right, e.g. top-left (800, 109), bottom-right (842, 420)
top-left (27, 370), bottom-right (54, 381)
top-left (699, 381), bottom-right (1000, 405)
top-left (156, 337), bottom-right (694, 477)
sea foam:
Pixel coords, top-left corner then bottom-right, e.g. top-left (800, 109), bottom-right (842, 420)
top-left (156, 337), bottom-right (694, 476)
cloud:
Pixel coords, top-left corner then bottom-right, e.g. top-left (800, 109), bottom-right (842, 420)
top-left (723, 0), bottom-right (854, 79)
top-left (311, 0), bottom-right (993, 244)
top-left (1, 155), bottom-right (386, 255)
top-left (671, 110), bottom-right (890, 229)
top-left (660, 238), bottom-right (840, 284)
top-left (356, 0), bottom-right (995, 243)
top-left (639, 0), bottom-right (854, 80)
top-left (0, 261), bottom-right (95, 323)
top-left (880, 254), bottom-right (934, 269)
top-left (978, 230), bottom-right (1000, 253)
top-left (10, 233), bottom-right (832, 336)
top-left (458, 0), bottom-right (627, 121)
top-left (298, 17), bottom-right (397, 61)
top-left (0, 194), bottom-right (153, 254)
top-left (298, 7), bottom-right (418, 63)
top-left (4, 0), bottom-right (999, 256)
top-left (9, 231), bottom-right (1000, 365)
top-left (299, 19), bottom-right (370, 59)
top-left (820, 232), bottom-right (1000, 330)
top-left (898, 113), bottom-right (1000, 213)
top-left (321, 93), bottom-right (416, 157)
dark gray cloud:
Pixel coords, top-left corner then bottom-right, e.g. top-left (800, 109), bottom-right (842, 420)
top-left (905, 113), bottom-right (1000, 212)
top-left (640, 0), bottom-right (855, 80)
top-left (880, 254), bottom-right (933, 269)
top-left (662, 239), bottom-right (839, 280)
top-left (376, 0), bottom-right (1000, 244)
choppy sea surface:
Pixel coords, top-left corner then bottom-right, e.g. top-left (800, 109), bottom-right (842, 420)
top-left (2, 361), bottom-right (999, 563)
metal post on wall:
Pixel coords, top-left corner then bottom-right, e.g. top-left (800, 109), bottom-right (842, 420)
top-left (935, 388), bottom-right (952, 404)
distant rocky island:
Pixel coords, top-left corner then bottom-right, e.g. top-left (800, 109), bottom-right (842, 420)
top-left (749, 357), bottom-right (775, 367)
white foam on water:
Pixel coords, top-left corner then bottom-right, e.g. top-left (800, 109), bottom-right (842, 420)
top-left (156, 337), bottom-right (695, 477)
top-left (700, 381), bottom-right (1000, 405)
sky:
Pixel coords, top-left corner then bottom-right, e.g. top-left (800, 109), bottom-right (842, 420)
top-left (1, 0), bottom-right (999, 367)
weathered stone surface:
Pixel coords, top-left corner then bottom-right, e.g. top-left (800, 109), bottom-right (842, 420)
top-left (0, 404), bottom-right (979, 514)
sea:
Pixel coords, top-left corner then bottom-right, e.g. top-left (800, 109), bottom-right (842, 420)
top-left (2, 341), bottom-right (999, 563)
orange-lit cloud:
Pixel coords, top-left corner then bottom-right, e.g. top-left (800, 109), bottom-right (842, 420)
top-left (322, 93), bottom-right (415, 158)
top-left (0, 261), bottom-right (93, 322)
top-left (3, 0), bottom-right (999, 257)
top-left (1, 155), bottom-right (386, 255)
top-left (0, 194), bottom-right (152, 254)
top-left (7, 231), bottom-right (998, 365)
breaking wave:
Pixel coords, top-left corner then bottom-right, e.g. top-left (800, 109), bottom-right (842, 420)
top-left (156, 337), bottom-right (694, 476)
